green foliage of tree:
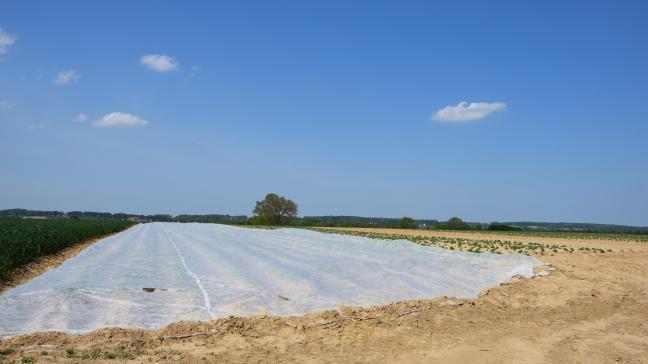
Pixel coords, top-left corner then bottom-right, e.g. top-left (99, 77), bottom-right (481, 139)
top-left (398, 217), bottom-right (417, 229)
top-left (252, 193), bottom-right (298, 225)
top-left (446, 217), bottom-right (469, 230)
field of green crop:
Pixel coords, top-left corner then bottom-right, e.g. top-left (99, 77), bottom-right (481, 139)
top-left (0, 218), bottom-right (133, 280)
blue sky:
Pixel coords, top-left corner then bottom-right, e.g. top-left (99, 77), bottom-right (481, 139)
top-left (1, 1), bottom-right (647, 225)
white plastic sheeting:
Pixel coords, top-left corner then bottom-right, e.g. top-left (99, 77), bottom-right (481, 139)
top-left (0, 223), bottom-right (541, 337)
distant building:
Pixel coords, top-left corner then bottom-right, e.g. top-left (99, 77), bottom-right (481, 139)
top-left (23, 216), bottom-right (49, 220)
top-left (22, 215), bottom-right (70, 220)
top-left (127, 216), bottom-right (152, 223)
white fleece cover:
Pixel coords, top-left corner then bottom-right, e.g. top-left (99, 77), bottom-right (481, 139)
top-left (0, 223), bottom-right (540, 337)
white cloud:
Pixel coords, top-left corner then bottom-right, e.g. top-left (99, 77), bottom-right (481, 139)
top-left (0, 100), bottom-right (12, 109)
top-left (432, 101), bottom-right (507, 122)
top-left (93, 112), bottom-right (149, 128)
top-left (0, 27), bottom-right (16, 55)
top-left (140, 54), bottom-right (178, 72)
top-left (74, 113), bottom-right (88, 123)
top-left (54, 69), bottom-right (80, 85)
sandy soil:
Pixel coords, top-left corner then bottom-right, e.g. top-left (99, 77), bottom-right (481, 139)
top-left (1, 229), bottom-right (647, 363)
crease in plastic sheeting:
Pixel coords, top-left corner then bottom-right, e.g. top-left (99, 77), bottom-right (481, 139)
top-left (78, 290), bottom-right (206, 310)
top-left (162, 226), bottom-right (215, 319)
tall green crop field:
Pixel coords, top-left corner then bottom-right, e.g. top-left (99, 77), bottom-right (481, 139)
top-left (0, 218), bottom-right (133, 280)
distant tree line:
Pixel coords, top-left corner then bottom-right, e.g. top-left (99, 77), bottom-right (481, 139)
top-left (293, 216), bottom-right (439, 228)
top-left (0, 209), bottom-right (66, 217)
top-left (487, 224), bottom-right (523, 231)
top-left (2, 206), bottom-right (647, 234)
top-left (174, 214), bottom-right (248, 224)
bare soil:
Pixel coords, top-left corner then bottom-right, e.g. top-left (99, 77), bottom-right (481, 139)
top-left (1, 229), bottom-right (647, 363)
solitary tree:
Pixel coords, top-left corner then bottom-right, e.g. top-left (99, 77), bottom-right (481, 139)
top-left (398, 217), bottom-right (417, 229)
top-left (447, 217), bottom-right (468, 230)
top-left (252, 193), bottom-right (298, 225)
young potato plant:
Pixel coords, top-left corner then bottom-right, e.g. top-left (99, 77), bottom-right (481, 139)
top-left (311, 228), bottom-right (610, 255)
top-left (462, 230), bottom-right (648, 243)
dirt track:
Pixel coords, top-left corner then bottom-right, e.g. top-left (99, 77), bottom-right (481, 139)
top-left (1, 229), bottom-right (647, 363)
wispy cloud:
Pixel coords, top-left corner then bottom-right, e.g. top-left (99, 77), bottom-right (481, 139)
top-left (140, 54), bottom-right (178, 72)
top-left (188, 65), bottom-right (202, 78)
top-left (0, 27), bottom-right (16, 55)
top-left (54, 69), bottom-right (80, 85)
top-left (0, 100), bottom-right (13, 109)
top-left (432, 101), bottom-right (507, 122)
top-left (73, 113), bottom-right (88, 123)
top-left (93, 112), bottom-right (149, 128)
top-left (27, 123), bottom-right (47, 131)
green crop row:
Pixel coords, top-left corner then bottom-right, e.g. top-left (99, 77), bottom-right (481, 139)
top-left (312, 228), bottom-right (611, 255)
top-left (452, 229), bottom-right (648, 242)
top-left (0, 218), bottom-right (133, 280)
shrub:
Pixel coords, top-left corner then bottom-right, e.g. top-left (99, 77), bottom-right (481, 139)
top-left (487, 224), bottom-right (522, 231)
top-left (398, 217), bottom-right (417, 229)
top-left (446, 217), bottom-right (469, 230)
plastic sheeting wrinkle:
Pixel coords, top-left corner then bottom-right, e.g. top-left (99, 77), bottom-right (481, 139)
top-left (162, 227), bottom-right (215, 319)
